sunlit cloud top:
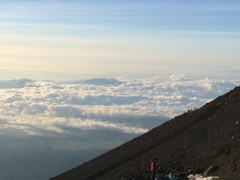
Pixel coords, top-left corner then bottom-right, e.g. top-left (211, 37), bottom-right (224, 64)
top-left (0, 76), bottom-right (239, 138)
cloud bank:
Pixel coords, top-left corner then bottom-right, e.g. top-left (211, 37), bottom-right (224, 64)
top-left (0, 75), bottom-right (239, 179)
top-left (0, 75), bottom-right (239, 138)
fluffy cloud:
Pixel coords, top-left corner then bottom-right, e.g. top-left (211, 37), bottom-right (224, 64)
top-left (0, 75), bottom-right (239, 179)
top-left (0, 76), bottom-right (239, 137)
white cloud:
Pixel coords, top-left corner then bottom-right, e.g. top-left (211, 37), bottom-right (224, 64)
top-left (0, 76), bottom-right (239, 137)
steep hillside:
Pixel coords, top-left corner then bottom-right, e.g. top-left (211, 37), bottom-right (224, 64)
top-left (52, 86), bottom-right (240, 180)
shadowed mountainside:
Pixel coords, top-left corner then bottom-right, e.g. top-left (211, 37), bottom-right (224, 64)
top-left (52, 86), bottom-right (240, 180)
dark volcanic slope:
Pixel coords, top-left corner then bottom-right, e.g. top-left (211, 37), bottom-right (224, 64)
top-left (52, 86), bottom-right (240, 180)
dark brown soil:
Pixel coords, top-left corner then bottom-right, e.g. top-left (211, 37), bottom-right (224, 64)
top-left (52, 86), bottom-right (240, 180)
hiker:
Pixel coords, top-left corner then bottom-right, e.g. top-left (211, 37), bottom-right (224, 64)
top-left (150, 157), bottom-right (158, 180)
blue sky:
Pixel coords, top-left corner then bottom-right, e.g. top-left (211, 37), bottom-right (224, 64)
top-left (0, 0), bottom-right (240, 80)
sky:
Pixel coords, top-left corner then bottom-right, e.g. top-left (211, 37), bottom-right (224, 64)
top-left (0, 0), bottom-right (240, 81)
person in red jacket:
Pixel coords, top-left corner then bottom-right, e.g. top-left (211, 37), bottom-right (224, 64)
top-left (150, 157), bottom-right (158, 180)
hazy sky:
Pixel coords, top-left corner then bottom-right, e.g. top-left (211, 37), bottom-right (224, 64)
top-left (0, 0), bottom-right (240, 80)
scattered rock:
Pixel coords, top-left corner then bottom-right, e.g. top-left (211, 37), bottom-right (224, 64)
top-left (203, 165), bottom-right (219, 177)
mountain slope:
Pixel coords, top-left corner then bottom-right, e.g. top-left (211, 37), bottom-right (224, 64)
top-left (52, 86), bottom-right (240, 180)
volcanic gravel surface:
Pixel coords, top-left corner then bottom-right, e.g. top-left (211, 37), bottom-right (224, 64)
top-left (52, 86), bottom-right (240, 180)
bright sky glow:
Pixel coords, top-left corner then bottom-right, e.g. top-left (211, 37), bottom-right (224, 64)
top-left (0, 0), bottom-right (240, 80)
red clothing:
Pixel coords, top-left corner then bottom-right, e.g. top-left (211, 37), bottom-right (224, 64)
top-left (150, 160), bottom-right (157, 171)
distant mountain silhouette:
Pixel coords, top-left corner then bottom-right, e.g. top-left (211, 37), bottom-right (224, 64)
top-left (83, 78), bottom-right (122, 86)
top-left (0, 78), bottom-right (33, 89)
top-left (62, 78), bottom-right (122, 86)
top-left (51, 86), bottom-right (240, 180)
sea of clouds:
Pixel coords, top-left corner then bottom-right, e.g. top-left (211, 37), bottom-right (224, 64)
top-left (0, 74), bottom-right (239, 138)
top-left (0, 74), bottom-right (239, 179)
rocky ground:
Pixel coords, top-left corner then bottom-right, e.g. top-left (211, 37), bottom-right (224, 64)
top-left (52, 86), bottom-right (240, 180)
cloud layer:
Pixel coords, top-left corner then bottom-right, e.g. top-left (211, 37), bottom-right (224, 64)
top-left (0, 75), bottom-right (239, 138)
